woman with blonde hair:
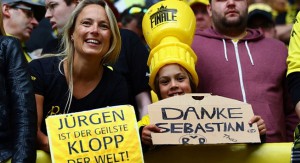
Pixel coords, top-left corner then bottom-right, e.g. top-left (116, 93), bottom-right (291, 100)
top-left (29, 0), bottom-right (129, 152)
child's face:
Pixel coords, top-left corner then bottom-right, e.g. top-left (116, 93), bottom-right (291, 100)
top-left (157, 64), bottom-right (192, 99)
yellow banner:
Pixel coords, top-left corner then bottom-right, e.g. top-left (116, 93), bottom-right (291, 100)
top-left (46, 105), bottom-right (143, 163)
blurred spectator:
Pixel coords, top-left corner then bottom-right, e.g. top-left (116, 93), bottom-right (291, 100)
top-left (267, 0), bottom-right (293, 44)
top-left (114, 0), bottom-right (145, 13)
top-left (25, 18), bottom-right (56, 59)
top-left (42, 0), bottom-right (77, 54)
top-left (120, 4), bottom-right (147, 43)
top-left (24, 0), bottom-right (54, 58)
top-left (145, 0), bottom-right (160, 8)
top-left (248, 3), bottom-right (277, 38)
top-left (189, 0), bottom-right (212, 31)
top-left (112, 29), bottom-right (151, 120)
top-left (286, 0), bottom-right (300, 24)
top-left (2, 0), bottom-right (45, 62)
top-left (248, 0), bottom-right (268, 5)
top-left (269, 0), bottom-right (289, 20)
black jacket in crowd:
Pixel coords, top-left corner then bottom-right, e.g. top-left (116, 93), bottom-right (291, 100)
top-left (0, 36), bottom-right (37, 163)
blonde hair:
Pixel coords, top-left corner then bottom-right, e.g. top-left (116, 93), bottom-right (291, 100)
top-left (60, 0), bottom-right (121, 113)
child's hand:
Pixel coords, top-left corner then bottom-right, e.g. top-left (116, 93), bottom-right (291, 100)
top-left (141, 124), bottom-right (161, 145)
top-left (249, 115), bottom-right (266, 135)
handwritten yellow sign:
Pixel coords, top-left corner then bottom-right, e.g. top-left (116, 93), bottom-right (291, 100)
top-left (46, 105), bottom-right (143, 163)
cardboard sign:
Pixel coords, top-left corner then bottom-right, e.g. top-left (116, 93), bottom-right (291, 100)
top-left (46, 105), bottom-right (144, 163)
top-left (148, 94), bottom-right (260, 144)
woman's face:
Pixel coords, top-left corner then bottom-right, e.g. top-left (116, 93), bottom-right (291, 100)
top-left (72, 4), bottom-right (111, 59)
top-left (157, 64), bottom-right (192, 99)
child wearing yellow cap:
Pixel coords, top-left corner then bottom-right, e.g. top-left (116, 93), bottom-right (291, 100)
top-left (138, 0), bottom-right (266, 148)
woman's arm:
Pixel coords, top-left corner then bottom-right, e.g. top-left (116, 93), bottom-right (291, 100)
top-left (35, 94), bottom-right (50, 152)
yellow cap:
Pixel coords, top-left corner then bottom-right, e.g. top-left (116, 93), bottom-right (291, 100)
top-left (189, 0), bottom-right (209, 6)
top-left (142, 0), bottom-right (198, 92)
top-left (248, 3), bottom-right (272, 13)
top-left (147, 38), bottom-right (198, 92)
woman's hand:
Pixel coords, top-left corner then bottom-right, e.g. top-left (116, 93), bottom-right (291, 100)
top-left (37, 130), bottom-right (50, 152)
top-left (141, 124), bottom-right (161, 146)
top-left (249, 115), bottom-right (266, 135)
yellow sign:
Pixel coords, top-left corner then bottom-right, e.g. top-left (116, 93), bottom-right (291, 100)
top-left (46, 105), bottom-right (143, 163)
